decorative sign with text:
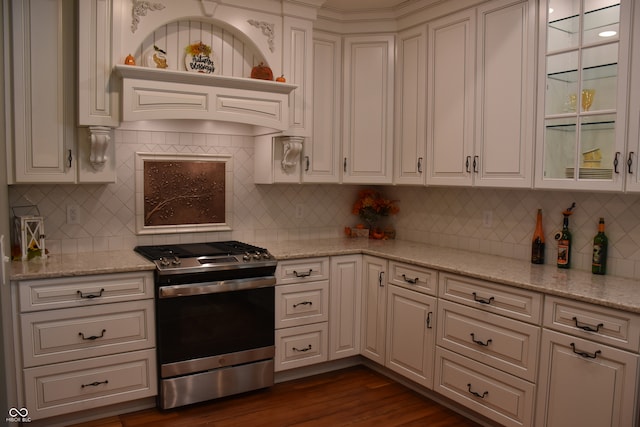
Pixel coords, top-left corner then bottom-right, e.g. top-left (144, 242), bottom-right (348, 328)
top-left (185, 42), bottom-right (215, 74)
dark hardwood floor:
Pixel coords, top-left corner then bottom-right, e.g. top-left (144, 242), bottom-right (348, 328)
top-left (69, 365), bottom-right (482, 427)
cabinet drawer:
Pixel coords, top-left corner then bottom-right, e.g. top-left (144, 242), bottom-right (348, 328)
top-left (19, 272), bottom-right (154, 312)
top-left (23, 349), bottom-right (157, 420)
top-left (439, 272), bottom-right (542, 324)
top-left (388, 261), bottom-right (437, 295)
top-left (275, 281), bottom-right (329, 328)
top-left (544, 296), bottom-right (640, 352)
top-left (276, 257), bottom-right (330, 284)
top-left (437, 300), bottom-right (539, 382)
top-left (21, 300), bottom-right (155, 367)
top-left (274, 322), bottom-right (328, 371)
top-left (435, 347), bottom-right (535, 427)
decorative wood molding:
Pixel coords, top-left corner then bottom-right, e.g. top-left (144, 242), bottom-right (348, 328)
top-left (131, 0), bottom-right (166, 33)
top-left (247, 19), bottom-right (276, 52)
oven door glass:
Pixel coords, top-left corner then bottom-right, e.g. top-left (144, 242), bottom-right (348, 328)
top-left (156, 286), bottom-right (274, 365)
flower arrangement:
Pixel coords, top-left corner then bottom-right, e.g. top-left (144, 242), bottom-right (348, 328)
top-left (352, 189), bottom-right (399, 229)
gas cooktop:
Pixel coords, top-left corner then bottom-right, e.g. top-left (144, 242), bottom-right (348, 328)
top-left (134, 240), bottom-right (276, 275)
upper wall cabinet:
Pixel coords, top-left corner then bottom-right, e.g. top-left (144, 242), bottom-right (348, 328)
top-left (342, 35), bottom-right (395, 184)
top-left (534, 0), bottom-right (632, 191)
top-left (622, 0), bottom-right (640, 192)
top-left (426, 0), bottom-right (536, 188)
top-left (394, 26), bottom-right (427, 185)
top-left (6, 0), bottom-right (116, 184)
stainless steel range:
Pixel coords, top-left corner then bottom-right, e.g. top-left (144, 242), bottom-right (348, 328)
top-left (134, 241), bottom-right (277, 409)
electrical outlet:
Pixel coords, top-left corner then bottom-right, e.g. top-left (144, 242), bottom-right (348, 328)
top-left (482, 210), bottom-right (493, 228)
top-left (67, 205), bottom-right (80, 225)
top-left (295, 204), bottom-right (304, 219)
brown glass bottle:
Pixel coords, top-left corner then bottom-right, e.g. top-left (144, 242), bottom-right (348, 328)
top-left (531, 209), bottom-right (545, 264)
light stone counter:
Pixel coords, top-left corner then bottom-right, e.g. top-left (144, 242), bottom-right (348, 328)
top-left (9, 250), bottom-right (155, 280)
top-left (260, 238), bottom-right (640, 314)
top-left (9, 238), bottom-right (640, 313)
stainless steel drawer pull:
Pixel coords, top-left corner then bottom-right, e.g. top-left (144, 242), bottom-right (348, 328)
top-left (293, 301), bottom-right (313, 308)
top-left (293, 345), bottom-right (312, 352)
top-left (467, 384), bottom-right (488, 399)
top-left (470, 333), bottom-right (492, 347)
top-left (293, 269), bottom-right (313, 278)
top-left (472, 292), bottom-right (495, 305)
top-left (79, 329), bottom-right (106, 341)
top-left (77, 288), bottom-right (105, 299)
top-left (402, 274), bottom-right (419, 284)
top-left (572, 317), bottom-right (604, 333)
top-left (570, 343), bottom-right (601, 359)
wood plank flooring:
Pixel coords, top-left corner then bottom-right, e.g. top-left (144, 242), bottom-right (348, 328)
top-left (69, 365), bottom-right (482, 427)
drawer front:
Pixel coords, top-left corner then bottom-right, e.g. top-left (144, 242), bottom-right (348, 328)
top-left (275, 323), bottom-right (328, 371)
top-left (21, 300), bottom-right (155, 367)
top-left (276, 257), bottom-right (330, 284)
top-left (19, 272), bottom-right (154, 312)
top-left (439, 272), bottom-right (542, 324)
top-left (437, 300), bottom-right (540, 382)
top-left (388, 261), bottom-right (437, 296)
top-left (544, 296), bottom-right (640, 352)
top-left (23, 349), bottom-right (157, 420)
top-left (275, 281), bottom-right (329, 328)
top-left (435, 347), bottom-right (535, 427)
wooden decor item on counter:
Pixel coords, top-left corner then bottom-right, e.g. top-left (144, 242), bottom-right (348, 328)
top-left (251, 62), bottom-right (273, 80)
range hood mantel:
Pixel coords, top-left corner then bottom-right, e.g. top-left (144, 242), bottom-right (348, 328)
top-left (115, 65), bottom-right (298, 131)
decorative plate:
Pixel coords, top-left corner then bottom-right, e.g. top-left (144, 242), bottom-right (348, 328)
top-left (184, 41), bottom-right (216, 74)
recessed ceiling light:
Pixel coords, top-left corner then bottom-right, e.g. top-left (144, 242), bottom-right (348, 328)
top-left (599, 30), bottom-right (617, 37)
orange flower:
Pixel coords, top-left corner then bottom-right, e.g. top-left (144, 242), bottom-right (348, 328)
top-left (352, 189), bottom-right (399, 226)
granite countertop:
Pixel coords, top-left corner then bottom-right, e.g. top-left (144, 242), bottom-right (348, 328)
top-left (9, 238), bottom-right (640, 314)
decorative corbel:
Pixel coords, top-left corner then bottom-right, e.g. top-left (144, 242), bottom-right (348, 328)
top-left (88, 126), bottom-right (112, 169)
top-left (200, 0), bottom-right (219, 17)
top-left (279, 136), bottom-right (304, 170)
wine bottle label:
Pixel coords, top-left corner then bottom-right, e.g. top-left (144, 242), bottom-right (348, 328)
top-left (557, 241), bottom-right (570, 265)
top-left (593, 243), bottom-right (604, 266)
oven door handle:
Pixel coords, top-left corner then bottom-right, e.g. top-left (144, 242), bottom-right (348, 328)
top-left (158, 276), bottom-right (276, 298)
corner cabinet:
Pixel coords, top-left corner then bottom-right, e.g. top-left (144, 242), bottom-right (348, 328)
top-left (426, 0), bottom-right (535, 188)
top-left (342, 35), bottom-right (394, 184)
top-left (534, 0), bottom-right (632, 191)
top-left (329, 256), bottom-right (362, 360)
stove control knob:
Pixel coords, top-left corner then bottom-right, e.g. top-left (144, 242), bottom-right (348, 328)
top-left (252, 252), bottom-right (261, 260)
top-left (243, 253), bottom-right (251, 262)
top-left (262, 252), bottom-right (271, 260)
top-left (159, 257), bottom-right (170, 267)
top-left (171, 256), bottom-right (181, 266)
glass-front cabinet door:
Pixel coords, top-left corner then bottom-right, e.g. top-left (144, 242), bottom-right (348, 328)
top-left (535, 0), bottom-right (631, 190)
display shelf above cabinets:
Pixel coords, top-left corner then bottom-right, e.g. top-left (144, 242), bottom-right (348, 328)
top-left (535, 0), bottom-right (632, 191)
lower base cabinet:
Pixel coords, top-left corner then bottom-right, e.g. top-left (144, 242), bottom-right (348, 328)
top-left (386, 284), bottom-right (436, 389)
top-left (535, 329), bottom-right (639, 427)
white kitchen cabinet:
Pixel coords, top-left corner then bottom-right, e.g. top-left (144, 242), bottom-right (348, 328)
top-left (394, 25), bottom-right (427, 185)
top-left (283, 16), bottom-right (313, 137)
top-left (342, 35), bottom-right (394, 184)
top-left (13, 272), bottom-right (157, 420)
top-left (329, 255), bottom-right (362, 360)
top-left (7, 0), bottom-right (76, 184)
top-left (535, 296), bottom-right (640, 427)
top-left (360, 256), bottom-right (388, 364)
top-left (386, 284), bottom-right (436, 389)
top-left (625, 1), bottom-right (640, 192)
top-left (426, 0), bottom-right (535, 188)
top-left (535, 0), bottom-right (632, 191)
top-left (274, 258), bottom-right (330, 371)
top-left (303, 31), bottom-right (342, 183)
top-left (435, 272), bottom-right (542, 427)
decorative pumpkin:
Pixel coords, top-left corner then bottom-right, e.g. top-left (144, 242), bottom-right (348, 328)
top-left (124, 54), bottom-right (136, 65)
top-left (276, 74), bottom-right (286, 82)
top-left (251, 62), bottom-right (273, 80)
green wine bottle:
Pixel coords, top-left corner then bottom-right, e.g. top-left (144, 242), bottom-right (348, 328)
top-left (592, 218), bottom-right (608, 275)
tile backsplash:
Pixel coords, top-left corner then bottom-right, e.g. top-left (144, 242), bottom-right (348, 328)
top-left (9, 126), bottom-right (640, 279)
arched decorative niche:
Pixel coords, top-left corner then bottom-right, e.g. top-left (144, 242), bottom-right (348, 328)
top-left (132, 18), bottom-right (269, 79)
